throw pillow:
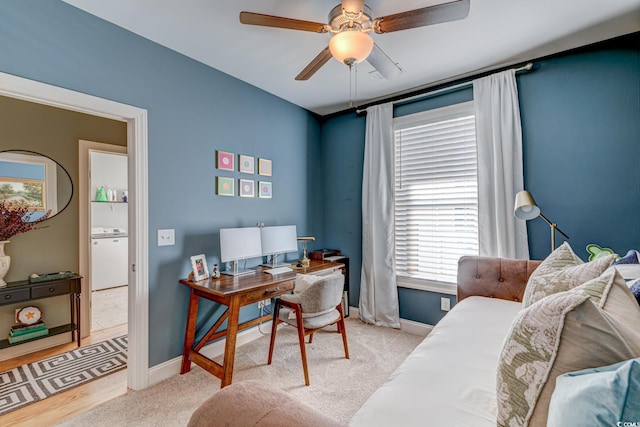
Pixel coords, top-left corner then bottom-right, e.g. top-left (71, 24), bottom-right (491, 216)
top-left (546, 358), bottom-right (640, 427)
top-left (615, 249), bottom-right (640, 265)
top-left (630, 279), bottom-right (640, 306)
top-left (496, 292), bottom-right (640, 427)
top-left (569, 269), bottom-right (640, 332)
top-left (522, 242), bottom-right (616, 308)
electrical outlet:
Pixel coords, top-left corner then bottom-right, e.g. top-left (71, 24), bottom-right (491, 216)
top-left (441, 297), bottom-right (451, 312)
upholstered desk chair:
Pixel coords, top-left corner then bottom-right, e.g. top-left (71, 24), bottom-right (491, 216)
top-left (268, 274), bottom-right (349, 386)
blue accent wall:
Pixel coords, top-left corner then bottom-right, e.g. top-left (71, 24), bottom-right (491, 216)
top-left (0, 2), bottom-right (323, 366)
top-left (322, 33), bottom-right (640, 326)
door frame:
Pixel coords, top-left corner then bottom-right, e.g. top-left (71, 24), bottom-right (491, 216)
top-left (79, 142), bottom-right (127, 337)
top-left (0, 72), bottom-right (150, 390)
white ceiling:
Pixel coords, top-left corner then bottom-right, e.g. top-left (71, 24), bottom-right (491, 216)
top-left (62, 0), bottom-right (640, 116)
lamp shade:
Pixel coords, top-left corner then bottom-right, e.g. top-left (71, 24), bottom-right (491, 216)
top-left (329, 31), bottom-right (374, 65)
top-left (514, 190), bottom-right (540, 220)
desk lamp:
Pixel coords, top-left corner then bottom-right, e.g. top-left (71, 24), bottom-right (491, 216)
top-left (514, 190), bottom-right (569, 253)
top-left (297, 236), bottom-right (315, 267)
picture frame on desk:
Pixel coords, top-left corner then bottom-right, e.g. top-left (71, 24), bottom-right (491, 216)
top-left (190, 254), bottom-right (209, 281)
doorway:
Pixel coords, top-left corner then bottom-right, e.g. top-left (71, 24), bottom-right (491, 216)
top-left (88, 148), bottom-right (129, 333)
top-left (0, 71), bottom-right (150, 390)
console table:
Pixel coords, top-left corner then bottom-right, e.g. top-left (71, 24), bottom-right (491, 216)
top-left (179, 260), bottom-right (344, 388)
top-left (0, 275), bottom-right (82, 349)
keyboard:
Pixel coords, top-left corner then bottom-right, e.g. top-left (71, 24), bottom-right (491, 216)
top-left (264, 266), bottom-right (293, 275)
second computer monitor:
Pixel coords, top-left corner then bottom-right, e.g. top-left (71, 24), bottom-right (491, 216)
top-left (260, 225), bottom-right (298, 267)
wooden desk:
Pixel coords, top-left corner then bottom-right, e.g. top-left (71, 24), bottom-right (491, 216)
top-left (179, 260), bottom-right (344, 387)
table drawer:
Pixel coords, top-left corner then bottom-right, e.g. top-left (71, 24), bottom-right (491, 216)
top-left (31, 281), bottom-right (72, 299)
top-left (0, 288), bottom-right (30, 306)
top-left (244, 281), bottom-right (294, 305)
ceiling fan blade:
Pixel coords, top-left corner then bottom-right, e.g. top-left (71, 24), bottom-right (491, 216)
top-left (373, 0), bottom-right (470, 34)
top-left (366, 44), bottom-right (403, 80)
top-left (240, 11), bottom-right (327, 33)
top-left (295, 46), bottom-right (333, 81)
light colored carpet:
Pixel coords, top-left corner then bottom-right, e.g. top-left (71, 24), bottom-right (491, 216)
top-left (55, 317), bottom-right (425, 426)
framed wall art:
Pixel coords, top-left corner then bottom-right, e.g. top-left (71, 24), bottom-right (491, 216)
top-left (217, 176), bottom-right (235, 196)
top-left (238, 154), bottom-right (255, 174)
top-left (259, 181), bottom-right (272, 199)
top-left (0, 177), bottom-right (46, 211)
top-left (217, 150), bottom-right (234, 171)
top-left (239, 179), bottom-right (255, 198)
top-left (258, 158), bottom-right (272, 176)
top-left (190, 254), bottom-right (209, 281)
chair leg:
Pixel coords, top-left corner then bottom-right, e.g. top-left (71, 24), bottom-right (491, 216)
top-left (337, 303), bottom-right (349, 359)
top-left (267, 300), bottom-right (281, 365)
top-left (294, 306), bottom-right (310, 386)
top-left (308, 332), bottom-right (314, 344)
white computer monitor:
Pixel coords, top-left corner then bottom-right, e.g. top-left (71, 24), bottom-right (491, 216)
top-left (219, 227), bottom-right (263, 276)
top-left (260, 225), bottom-right (298, 267)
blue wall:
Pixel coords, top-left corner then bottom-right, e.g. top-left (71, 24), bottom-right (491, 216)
top-left (322, 33), bottom-right (640, 326)
top-left (0, 2), bottom-right (323, 366)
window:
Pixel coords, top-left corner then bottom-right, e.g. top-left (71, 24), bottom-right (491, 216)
top-left (394, 101), bottom-right (478, 293)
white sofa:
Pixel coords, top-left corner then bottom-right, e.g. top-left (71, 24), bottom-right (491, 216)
top-left (189, 253), bottom-right (640, 426)
top-left (351, 296), bottom-right (522, 426)
top-left (351, 255), bottom-right (541, 426)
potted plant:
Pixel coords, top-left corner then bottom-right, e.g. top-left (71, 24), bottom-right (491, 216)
top-left (0, 201), bottom-right (50, 287)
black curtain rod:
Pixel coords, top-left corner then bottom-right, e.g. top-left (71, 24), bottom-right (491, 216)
top-left (355, 62), bottom-right (534, 115)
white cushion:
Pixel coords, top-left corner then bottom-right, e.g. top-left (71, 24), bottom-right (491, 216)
top-left (351, 297), bottom-right (522, 427)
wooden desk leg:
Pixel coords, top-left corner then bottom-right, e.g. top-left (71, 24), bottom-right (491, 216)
top-left (181, 290), bottom-right (199, 374)
top-left (220, 296), bottom-right (241, 388)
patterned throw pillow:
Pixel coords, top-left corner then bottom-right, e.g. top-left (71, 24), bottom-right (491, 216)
top-left (571, 269), bottom-right (640, 326)
top-left (522, 242), bottom-right (616, 308)
top-left (496, 291), bottom-right (640, 427)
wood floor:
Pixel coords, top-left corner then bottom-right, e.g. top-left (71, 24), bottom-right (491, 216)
top-left (0, 323), bottom-right (129, 427)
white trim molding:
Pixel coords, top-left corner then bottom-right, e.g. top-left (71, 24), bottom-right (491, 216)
top-left (396, 276), bottom-right (457, 296)
top-left (348, 306), bottom-right (433, 337)
top-left (0, 71), bottom-right (150, 390)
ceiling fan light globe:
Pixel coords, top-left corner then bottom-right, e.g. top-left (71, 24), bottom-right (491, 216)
top-left (329, 31), bottom-right (374, 64)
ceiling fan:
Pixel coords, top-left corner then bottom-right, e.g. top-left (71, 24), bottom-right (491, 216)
top-left (240, 0), bottom-right (470, 81)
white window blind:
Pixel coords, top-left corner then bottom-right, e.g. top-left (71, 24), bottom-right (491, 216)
top-left (394, 101), bottom-right (479, 286)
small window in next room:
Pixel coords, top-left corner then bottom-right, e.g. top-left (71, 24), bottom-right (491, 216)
top-left (394, 101), bottom-right (479, 294)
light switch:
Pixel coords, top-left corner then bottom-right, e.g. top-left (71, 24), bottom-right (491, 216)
top-left (158, 229), bottom-right (175, 246)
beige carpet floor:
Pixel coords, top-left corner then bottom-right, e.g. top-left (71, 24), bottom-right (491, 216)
top-left (55, 317), bottom-right (425, 426)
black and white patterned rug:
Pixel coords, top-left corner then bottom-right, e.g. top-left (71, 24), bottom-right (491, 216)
top-left (0, 335), bottom-right (127, 415)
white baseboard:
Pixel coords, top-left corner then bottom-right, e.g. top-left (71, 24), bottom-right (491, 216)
top-left (347, 306), bottom-right (433, 337)
top-left (148, 320), bottom-right (274, 386)
top-left (0, 334), bottom-right (70, 361)
top-left (147, 307), bottom-right (433, 386)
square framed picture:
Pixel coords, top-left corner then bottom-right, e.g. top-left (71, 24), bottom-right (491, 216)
top-left (217, 176), bottom-right (235, 196)
top-left (190, 254), bottom-right (209, 281)
top-left (217, 150), bottom-right (234, 171)
top-left (238, 155), bottom-right (255, 174)
top-left (259, 181), bottom-right (272, 199)
top-left (258, 158), bottom-right (272, 176)
top-left (239, 179), bottom-right (255, 198)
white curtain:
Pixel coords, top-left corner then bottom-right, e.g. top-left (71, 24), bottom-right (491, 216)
top-left (473, 70), bottom-right (529, 259)
top-left (359, 103), bottom-right (400, 328)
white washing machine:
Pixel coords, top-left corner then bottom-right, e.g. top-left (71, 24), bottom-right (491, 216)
top-left (91, 228), bottom-right (128, 291)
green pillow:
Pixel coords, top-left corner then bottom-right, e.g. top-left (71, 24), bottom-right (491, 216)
top-left (547, 358), bottom-right (640, 426)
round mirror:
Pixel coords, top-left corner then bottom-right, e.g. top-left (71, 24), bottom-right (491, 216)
top-left (0, 150), bottom-right (73, 222)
